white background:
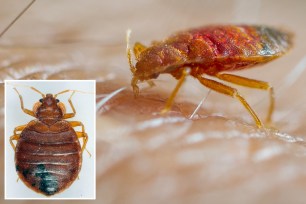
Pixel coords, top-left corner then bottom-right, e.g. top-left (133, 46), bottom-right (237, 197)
top-left (5, 80), bottom-right (96, 199)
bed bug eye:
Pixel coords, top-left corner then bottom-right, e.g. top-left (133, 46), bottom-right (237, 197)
top-left (39, 99), bottom-right (43, 103)
top-left (56, 99), bottom-right (60, 103)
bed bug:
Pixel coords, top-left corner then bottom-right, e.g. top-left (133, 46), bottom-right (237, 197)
top-left (126, 25), bottom-right (293, 128)
top-left (9, 87), bottom-right (90, 196)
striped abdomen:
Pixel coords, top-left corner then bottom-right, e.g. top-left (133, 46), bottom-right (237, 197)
top-left (15, 120), bottom-right (82, 196)
top-left (185, 25), bottom-right (291, 58)
top-left (172, 25), bottom-right (293, 74)
top-left (134, 25), bottom-right (293, 79)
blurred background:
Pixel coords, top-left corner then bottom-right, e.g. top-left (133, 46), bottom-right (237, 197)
top-left (0, 0), bottom-right (306, 203)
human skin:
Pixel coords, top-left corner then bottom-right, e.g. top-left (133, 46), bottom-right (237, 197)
top-left (1, 0), bottom-right (306, 203)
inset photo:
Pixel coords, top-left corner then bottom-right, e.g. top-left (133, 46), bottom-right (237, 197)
top-left (4, 80), bottom-right (96, 200)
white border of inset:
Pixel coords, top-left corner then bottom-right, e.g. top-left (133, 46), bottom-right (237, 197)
top-left (4, 80), bottom-right (96, 200)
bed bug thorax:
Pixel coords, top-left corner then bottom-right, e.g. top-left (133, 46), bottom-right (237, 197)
top-left (126, 25), bottom-right (293, 128)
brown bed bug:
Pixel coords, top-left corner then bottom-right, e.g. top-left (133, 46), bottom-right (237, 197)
top-left (9, 87), bottom-right (90, 196)
top-left (126, 25), bottom-right (293, 128)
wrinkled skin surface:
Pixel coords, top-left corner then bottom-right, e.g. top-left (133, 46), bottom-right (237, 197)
top-left (1, 0), bottom-right (306, 203)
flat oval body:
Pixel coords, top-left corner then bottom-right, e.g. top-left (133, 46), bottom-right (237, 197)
top-left (15, 120), bottom-right (82, 196)
top-left (135, 25), bottom-right (292, 79)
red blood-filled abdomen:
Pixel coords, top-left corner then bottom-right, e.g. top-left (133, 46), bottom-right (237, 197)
top-left (15, 120), bottom-right (82, 196)
top-left (169, 25), bottom-right (292, 74)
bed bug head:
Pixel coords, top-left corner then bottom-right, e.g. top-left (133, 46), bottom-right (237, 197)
top-left (126, 30), bottom-right (187, 95)
top-left (12, 86), bottom-right (66, 125)
top-left (13, 86), bottom-right (88, 126)
top-left (34, 93), bottom-right (66, 125)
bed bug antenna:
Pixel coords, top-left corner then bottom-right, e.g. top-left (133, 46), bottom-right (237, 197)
top-left (54, 89), bottom-right (94, 98)
top-left (126, 30), bottom-right (140, 96)
top-left (0, 0), bottom-right (36, 39)
top-left (54, 89), bottom-right (71, 98)
top-left (8, 82), bottom-right (45, 98)
top-left (30, 86), bottom-right (45, 98)
top-left (126, 29), bottom-right (137, 74)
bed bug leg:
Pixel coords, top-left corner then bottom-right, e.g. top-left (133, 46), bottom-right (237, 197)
top-left (54, 90), bottom-right (76, 119)
top-left (161, 68), bottom-right (190, 114)
top-left (76, 131), bottom-right (91, 157)
top-left (197, 76), bottom-right (263, 128)
top-left (10, 124), bottom-right (27, 151)
top-left (13, 88), bottom-right (36, 117)
top-left (10, 135), bottom-right (20, 151)
top-left (13, 124), bottom-right (27, 135)
top-left (131, 76), bottom-right (140, 96)
top-left (70, 121), bottom-right (91, 157)
top-left (215, 73), bottom-right (275, 124)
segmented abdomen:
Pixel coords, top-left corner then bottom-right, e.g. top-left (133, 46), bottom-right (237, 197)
top-left (15, 127), bottom-right (81, 196)
top-left (189, 25), bottom-right (291, 57)
top-left (169, 25), bottom-right (293, 74)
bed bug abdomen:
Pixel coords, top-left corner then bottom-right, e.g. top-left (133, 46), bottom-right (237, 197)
top-left (15, 120), bottom-right (82, 196)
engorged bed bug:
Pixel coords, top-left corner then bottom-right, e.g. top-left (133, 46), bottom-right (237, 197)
top-left (9, 86), bottom-right (90, 196)
top-left (126, 25), bottom-right (293, 128)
